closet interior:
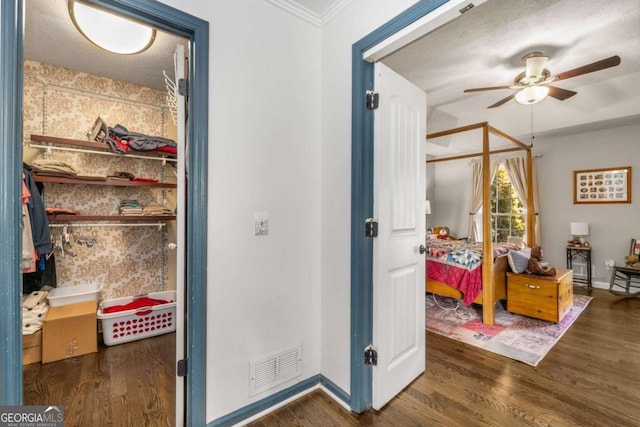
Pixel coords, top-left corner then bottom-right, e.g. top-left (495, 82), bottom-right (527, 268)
top-left (20, 1), bottom-right (188, 423)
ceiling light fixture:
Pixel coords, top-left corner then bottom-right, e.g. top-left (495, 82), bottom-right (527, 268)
top-left (69, 0), bottom-right (155, 55)
top-left (514, 86), bottom-right (549, 105)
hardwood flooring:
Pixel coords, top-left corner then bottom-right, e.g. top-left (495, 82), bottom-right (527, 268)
top-left (22, 289), bottom-right (640, 426)
top-left (23, 332), bottom-right (175, 427)
top-left (250, 288), bottom-right (640, 427)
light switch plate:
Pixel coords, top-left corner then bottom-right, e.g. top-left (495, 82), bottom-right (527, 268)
top-left (254, 212), bottom-right (269, 236)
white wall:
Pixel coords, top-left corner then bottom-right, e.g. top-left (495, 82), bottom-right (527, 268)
top-left (159, 0), bottom-right (322, 421)
top-left (320, 0), bottom-right (420, 394)
top-left (433, 158), bottom-right (472, 238)
top-left (430, 123), bottom-right (640, 285)
top-left (534, 123), bottom-right (640, 285)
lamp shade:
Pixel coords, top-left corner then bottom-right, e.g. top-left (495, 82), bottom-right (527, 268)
top-left (570, 222), bottom-right (589, 236)
top-left (425, 200), bottom-right (431, 215)
top-left (515, 85), bottom-right (549, 105)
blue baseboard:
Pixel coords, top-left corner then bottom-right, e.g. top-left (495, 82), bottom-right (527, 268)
top-left (208, 375), bottom-right (349, 426)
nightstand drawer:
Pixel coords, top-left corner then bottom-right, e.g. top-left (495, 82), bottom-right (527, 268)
top-left (507, 269), bottom-right (573, 322)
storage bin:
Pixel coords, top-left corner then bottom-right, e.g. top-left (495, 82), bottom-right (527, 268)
top-left (47, 283), bottom-right (102, 307)
top-left (97, 291), bottom-right (176, 346)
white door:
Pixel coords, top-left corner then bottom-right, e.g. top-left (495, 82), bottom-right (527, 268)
top-left (372, 62), bottom-right (426, 410)
top-left (173, 44), bottom-right (187, 427)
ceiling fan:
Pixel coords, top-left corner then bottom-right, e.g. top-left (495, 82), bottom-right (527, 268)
top-left (464, 52), bottom-right (621, 108)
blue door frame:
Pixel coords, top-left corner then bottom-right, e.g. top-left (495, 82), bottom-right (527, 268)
top-left (349, 0), bottom-right (447, 412)
top-left (0, 1), bottom-right (208, 425)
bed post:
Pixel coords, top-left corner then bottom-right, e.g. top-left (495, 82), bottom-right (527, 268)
top-left (526, 149), bottom-right (535, 246)
top-left (481, 123), bottom-right (495, 325)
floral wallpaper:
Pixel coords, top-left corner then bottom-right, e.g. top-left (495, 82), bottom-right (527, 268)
top-left (23, 60), bottom-right (176, 301)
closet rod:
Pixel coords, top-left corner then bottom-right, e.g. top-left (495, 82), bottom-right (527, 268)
top-left (49, 222), bottom-right (166, 228)
top-left (30, 143), bottom-right (177, 163)
top-left (28, 79), bottom-right (166, 111)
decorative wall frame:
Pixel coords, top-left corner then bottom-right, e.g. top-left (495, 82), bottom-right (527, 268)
top-left (573, 166), bottom-right (631, 204)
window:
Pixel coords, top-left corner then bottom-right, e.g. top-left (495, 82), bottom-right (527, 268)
top-left (476, 165), bottom-right (526, 243)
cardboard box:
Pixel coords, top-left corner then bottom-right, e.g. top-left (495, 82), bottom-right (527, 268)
top-left (22, 329), bottom-right (42, 365)
top-left (42, 301), bottom-right (98, 363)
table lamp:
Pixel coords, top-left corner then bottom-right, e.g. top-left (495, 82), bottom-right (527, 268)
top-left (570, 222), bottom-right (589, 246)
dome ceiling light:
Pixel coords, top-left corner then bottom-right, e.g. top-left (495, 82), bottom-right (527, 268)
top-left (69, 0), bottom-right (156, 55)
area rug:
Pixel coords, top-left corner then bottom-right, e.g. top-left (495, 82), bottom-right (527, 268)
top-left (425, 294), bottom-right (593, 367)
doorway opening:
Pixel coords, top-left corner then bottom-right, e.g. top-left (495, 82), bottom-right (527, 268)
top-left (0, 1), bottom-right (208, 425)
top-left (349, 0), bottom-right (482, 412)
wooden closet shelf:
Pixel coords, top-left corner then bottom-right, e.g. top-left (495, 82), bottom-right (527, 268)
top-left (30, 134), bottom-right (175, 159)
top-left (32, 175), bottom-right (177, 188)
top-left (47, 215), bottom-right (176, 222)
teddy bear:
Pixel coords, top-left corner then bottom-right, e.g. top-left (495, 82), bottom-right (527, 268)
top-left (625, 254), bottom-right (640, 269)
top-left (437, 227), bottom-right (450, 240)
top-left (527, 245), bottom-right (557, 276)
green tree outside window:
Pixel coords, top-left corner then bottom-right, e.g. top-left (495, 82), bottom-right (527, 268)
top-left (490, 166), bottom-right (526, 243)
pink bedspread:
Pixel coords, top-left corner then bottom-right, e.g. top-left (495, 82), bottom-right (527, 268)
top-left (427, 260), bottom-right (483, 305)
top-left (426, 240), bottom-right (518, 305)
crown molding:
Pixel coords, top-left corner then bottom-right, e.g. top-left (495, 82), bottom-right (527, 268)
top-left (321, 0), bottom-right (352, 26)
top-left (264, 0), bottom-right (352, 27)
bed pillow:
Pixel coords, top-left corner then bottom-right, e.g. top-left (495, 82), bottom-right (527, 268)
top-left (507, 248), bottom-right (531, 274)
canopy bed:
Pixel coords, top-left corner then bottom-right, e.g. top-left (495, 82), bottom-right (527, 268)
top-left (425, 122), bottom-right (535, 325)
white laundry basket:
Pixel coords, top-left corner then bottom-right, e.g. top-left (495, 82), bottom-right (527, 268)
top-left (97, 291), bottom-right (176, 346)
top-left (47, 283), bottom-right (102, 307)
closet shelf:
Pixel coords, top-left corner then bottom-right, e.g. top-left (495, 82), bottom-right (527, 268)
top-left (32, 175), bottom-right (177, 188)
top-left (47, 215), bottom-right (176, 222)
top-left (30, 134), bottom-right (177, 163)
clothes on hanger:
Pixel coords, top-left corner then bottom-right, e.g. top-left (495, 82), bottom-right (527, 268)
top-left (22, 167), bottom-right (54, 293)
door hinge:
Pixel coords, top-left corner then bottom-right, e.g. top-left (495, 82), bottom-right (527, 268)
top-left (178, 78), bottom-right (189, 97)
top-left (364, 345), bottom-right (378, 366)
top-left (366, 90), bottom-right (379, 110)
top-left (177, 358), bottom-right (188, 377)
top-left (365, 218), bottom-right (378, 238)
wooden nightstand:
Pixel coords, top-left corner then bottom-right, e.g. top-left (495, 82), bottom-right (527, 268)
top-left (507, 269), bottom-right (573, 323)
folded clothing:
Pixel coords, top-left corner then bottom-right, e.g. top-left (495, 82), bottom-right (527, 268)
top-left (22, 291), bottom-right (49, 334)
top-left (132, 177), bottom-right (158, 183)
top-left (46, 207), bottom-right (80, 216)
top-left (120, 207), bottom-right (144, 215)
top-left (102, 296), bottom-right (172, 314)
top-left (76, 173), bottom-right (107, 181)
top-left (120, 199), bottom-right (140, 207)
top-left (31, 159), bottom-right (77, 177)
top-left (142, 205), bottom-right (173, 215)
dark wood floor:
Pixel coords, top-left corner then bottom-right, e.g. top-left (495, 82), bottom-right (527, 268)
top-left (250, 288), bottom-right (640, 426)
top-left (23, 288), bottom-right (640, 426)
top-left (23, 332), bottom-right (175, 427)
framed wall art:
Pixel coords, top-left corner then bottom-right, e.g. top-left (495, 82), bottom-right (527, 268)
top-left (573, 166), bottom-right (631, 204)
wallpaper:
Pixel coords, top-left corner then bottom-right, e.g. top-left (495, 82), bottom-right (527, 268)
top-left (23, 60), bottom-right (176, 301)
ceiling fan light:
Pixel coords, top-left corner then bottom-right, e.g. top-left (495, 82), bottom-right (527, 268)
top-left (515, 86), bottom-right (549, 105)
top-left (69, 0), bottom-right (155, 55)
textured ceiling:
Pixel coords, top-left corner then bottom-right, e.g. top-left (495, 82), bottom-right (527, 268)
top-left (381, 0), bottom-right (640, 156)
top-left (24, 0), bottom-right (186, 91)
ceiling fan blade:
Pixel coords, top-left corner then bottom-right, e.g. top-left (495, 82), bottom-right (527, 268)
top-left (554, 55), bottom-right (621, 81)
top-left (525, 54), bottom-right (548, 79)
top-left (464, 85), bottom-right (512, 93)
top-left (487, 94), bottom-right (515, 108)
top-left (547, 86), bottom-right (577, 101)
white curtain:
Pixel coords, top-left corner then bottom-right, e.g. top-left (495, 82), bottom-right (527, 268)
top-left (468, 160), bottom-right (499, 242)
top-left (503, 156), bottom-right (540, 244)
